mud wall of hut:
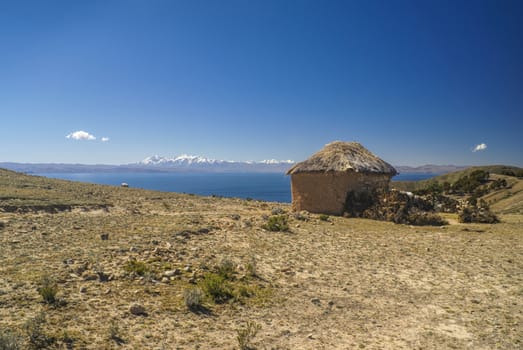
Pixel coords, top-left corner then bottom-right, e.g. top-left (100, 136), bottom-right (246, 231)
top-left (290, 172), bottom-right (391, 215)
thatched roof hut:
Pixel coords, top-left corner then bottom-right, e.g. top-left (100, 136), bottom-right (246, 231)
top-left (286, 141), bottom-right (397, 215)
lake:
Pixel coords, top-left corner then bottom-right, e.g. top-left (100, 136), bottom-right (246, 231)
top-left (38, 172), bottom-right (434, 203)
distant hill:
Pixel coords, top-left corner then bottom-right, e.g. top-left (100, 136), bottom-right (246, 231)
top-left (1, 159), bottom-right (474, 175)
top-left (394, 164), bottom-right (468, 175)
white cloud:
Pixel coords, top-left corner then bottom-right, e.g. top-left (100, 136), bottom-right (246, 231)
top-left (101, 137), bottom-right (110, 142)
top-left (473, 143), bottom-right (487, 152)
top-left (66, 130), bottom-right (96, 141)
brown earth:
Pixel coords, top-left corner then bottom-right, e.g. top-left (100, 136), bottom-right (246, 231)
top-left (0, 170), bottom-right (522, 349)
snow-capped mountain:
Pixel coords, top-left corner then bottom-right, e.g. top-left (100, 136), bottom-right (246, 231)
top-left (138, 154), bottom-right (293, 166)
top-left (134, 154), bottom-right (295, 172)
top-left (258, 159), bottom-right (295, 165)
top-left (140, 154), bottom-right (228, 166)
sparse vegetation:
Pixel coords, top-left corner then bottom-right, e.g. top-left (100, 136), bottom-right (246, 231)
top-left (236, 321), bottom-right (261, 350)
top-left (124, 259), bottom-right (150, 276)
top-left (349, 189), bottom-right (447, 226)
top-left (0, 167), bottom-right (521, 349)
top-left (0, 328), bottom-right (23, 350)
top-left (37, 275), bottom-right (58, 305)
top-left (108, 320), bottom-right (125, 344)
top-left (24, 313), bottom-right (54, 349)
top-left (217, 259), bottom-right (236, 280)
top-left (246, 256), bottom-right (258, 278)
top-left (319, 214), bottom-right (329, 221)
top-left (406, 211), bottom-right (448, 226)
top-left (459, 206), bottom-right (499, 224)
top-left (199, 273), bottom-right (233, 303)
top-left (183, 287), bottom-right (204, 311)
top-left (59, 331), bottom-right (75, 349)
top-left (262, 215), bottom-right (289, 232)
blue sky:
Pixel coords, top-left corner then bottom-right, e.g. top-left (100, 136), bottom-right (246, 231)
top-left (1, 0), bottom-right (522, 166)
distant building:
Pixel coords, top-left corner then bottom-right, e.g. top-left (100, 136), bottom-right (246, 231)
top-left (121, 182), bottom-right (129, 188)
top-left (286, 141), bottom-right (397, 215)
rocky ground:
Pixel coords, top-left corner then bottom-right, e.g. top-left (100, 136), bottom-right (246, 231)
top-left (0, 170), bottom-right (522, 349)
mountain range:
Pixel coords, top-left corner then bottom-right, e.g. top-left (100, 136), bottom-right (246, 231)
top-left (0, 154), bottom-right (468, 175)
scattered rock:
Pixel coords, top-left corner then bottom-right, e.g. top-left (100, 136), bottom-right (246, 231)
top-left (100, 233), bottom-right (109, 240)
top-left (311, 298), bottom-right (321, 306)
top-left (271, 207), bottom-right (286, 215)
top-left (164, 269), bottom-right (181, 277)
top-left (79, 286), bottom-right (87, 293)
top-left (83, 273), bottom-right (98, 281)
top-left (129, 303), bottom-right (147, 316)
top-left (97, 271), bottom-right (110, 282)
top-left (293, 211), bottom-right (310, 221)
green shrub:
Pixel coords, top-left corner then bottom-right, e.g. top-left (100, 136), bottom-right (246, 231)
top-left (489, 178), bottom-right (507, 190)
top-left (199, 273), bottom-right (233, 303)
top-left (452, 170), bottom-right (489, 194)
top-left (124, 260), bottom-right (150, 276)
top-left (183, 287), bottom-right (204, 311)
top-left (319, 214), bottom-right (329, 221)
top-left (262, 215), bottom-right (289, 232)
top-left (236, 321), bottom-right (261, 350)
top-left (37, 275), bottom-right (58, 305)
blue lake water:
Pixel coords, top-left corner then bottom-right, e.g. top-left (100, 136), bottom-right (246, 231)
top-left (38, 172), bottom-right (435, 203)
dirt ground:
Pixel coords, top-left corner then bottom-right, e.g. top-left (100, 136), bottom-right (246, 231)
top-left (1, 184), bottom-right (522, 349)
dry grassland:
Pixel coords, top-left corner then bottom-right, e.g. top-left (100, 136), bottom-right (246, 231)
top-left (0, 170), bottom-right (521, 349)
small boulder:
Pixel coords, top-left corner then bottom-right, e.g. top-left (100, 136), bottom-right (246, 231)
top-left (163, 269), bottom-right (181, 277)
top-left (129, 303), bottom-right (146, 316)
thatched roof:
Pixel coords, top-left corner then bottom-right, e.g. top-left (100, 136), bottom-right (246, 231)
top-left (286, 141), bottom-right (397, 175)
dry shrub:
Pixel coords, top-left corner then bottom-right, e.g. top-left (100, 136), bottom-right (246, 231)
top-left (236, 321), bottom-right (261, 350)
top-left (347, 190), bottom-right (447, 226)
top-left (459, 206), bottom-right (499, 224)
top-left (0, 328), bottom-right (23, 350)
top-left (183, 287), bottom-right (204, 311)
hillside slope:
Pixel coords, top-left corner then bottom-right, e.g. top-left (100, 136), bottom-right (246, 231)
top-left (1, 169), bottom-right (522, 349)
top-left (484, 174), bottom-right (523, 214)
top-left (391, 165), bottom-right (523, 214)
